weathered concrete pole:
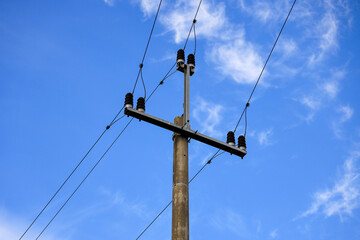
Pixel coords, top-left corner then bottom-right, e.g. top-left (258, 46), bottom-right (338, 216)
top-left (172, 115), bottom-right (189, 240)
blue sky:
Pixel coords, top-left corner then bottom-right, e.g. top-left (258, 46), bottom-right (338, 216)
top-left (1, 0), bottom-right (360, 239)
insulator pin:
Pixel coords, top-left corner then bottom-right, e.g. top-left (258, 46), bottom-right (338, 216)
top-left (187, 54), bottom-right (195, 75)
top-left (136, 97), bottom-right (145, 112)
top-left (124, 93), bottom-right (133, 108)
top-left (187, 54), bottom-right (195, 67)
top-left (238, 135), bottom-right (246, 151)
top-left (177, 49), bottom-right (185, 68)
top-left (226, 131), bottom-right (235, 146)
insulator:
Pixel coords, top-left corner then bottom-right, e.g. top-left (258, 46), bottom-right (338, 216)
top-left (226, 131), bottom-right (235, 146)
top-left (187, 54), bottom-right (195, 67)
top-left (238, 135), bottom-right (246, 151)
top-left (124, 93), bottom-right (133, 108)
top-left (177, 49), bottom-right (185, 67)
top-left (136, 97), bottom-right (145, 112)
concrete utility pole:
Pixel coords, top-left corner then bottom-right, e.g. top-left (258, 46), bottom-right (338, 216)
top-left (124, 50), bottom-right (246, 240)
top-left (172, 115), bottom-right (189, 240)
top-left (172, 62), bottom-right (191, 240)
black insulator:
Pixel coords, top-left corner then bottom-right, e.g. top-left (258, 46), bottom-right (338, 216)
top-left (238, 135), bottom-right (246, 150)
top-left (177, 49), bottom-right (185, 63)
top-left (187, 54), bottom-right (195, 66)
top-left (136, 97), bottom-right (145, 112)
top-left (193, 19), bottom-right (197, 24)
top-left (227, 131), bottom-right (235, 146)
top-left (246, 102), bottom-right (250, 107)
top-left (139, 63), bottom-right (143, 68)
top-left (106, 125), bottom-right (110, 130)
top-left (124, 93), bottom-right (133, 108)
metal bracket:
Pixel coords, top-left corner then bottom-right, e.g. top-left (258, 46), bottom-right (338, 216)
top-left (124, 107), bottom-right (247, 158)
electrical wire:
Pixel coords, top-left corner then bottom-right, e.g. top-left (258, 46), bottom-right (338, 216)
top-left (193, 23), bottom-right (197, 56)
top-left (233, 0), bottom-right (297, 133)
top-left (26, 0), bottom-right (205, 238)
top-left (35, 119), bottom-right (134, 240)
top-left (20, 1), bottom-right (165, 238)
top-left (132, 0), bottom-right (163, 97)
top-left (135, 150), bottom-right (224, 240)
top-left (140, 68), bottom-right (147, 99)
top-left (135, 1), bottom-right (298, 237)
top-left (183, 0), bottom-right (202, 50)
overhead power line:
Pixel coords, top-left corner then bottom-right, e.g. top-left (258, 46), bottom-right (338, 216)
top-left (233, 0), bottom-right (297, 134)
top-left (27, 0), bottom-right (205, 238)
top-left (132, 0), bottom-right (164, 98)
top-left (35, 119), bottom-right (133, 240)
top-left (136, 0), bottom-right (298, 237)
top-left (19, 1), bottom-right (165, 239)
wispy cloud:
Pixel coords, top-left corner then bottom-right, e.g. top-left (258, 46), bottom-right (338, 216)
top-left (258, 128), bottom-right (274, 146)
top-left (298, 151), bottom-right (360, 221)
top-left (136, 0), bottom-right (159, 17)
top-left (103, 0), bottom-right (115, 7)
top-left (209, 38), bottom-right (263, 84)
top-left (332, 105), bottom-right (354, 138)
top-left (269, 228), bottom-right (278, 238)
top-left (210, 209), bottom-right (250, 238)
top-left (0, 209), bottom-right (64, 240)
top-left (238, 0), bottom-right (291, 24)
top-left (160, 0), bottom-right (227, 43)
top-left (192, 97), bottom-right (224, 137)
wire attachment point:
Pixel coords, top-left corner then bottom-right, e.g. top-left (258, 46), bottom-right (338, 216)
top-left (106, 125), bottom-right (110, 130)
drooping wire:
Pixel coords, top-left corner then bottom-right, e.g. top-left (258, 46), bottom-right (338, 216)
top-left (132, 0), bottom-right (163, 97)
top-left (233, 0), bottom-right (297, 133)
top-left (35, 119), bottom-right (134, 240)
top-left (135, 149), bottom-right (224, 240)
top-left (244, 105), bottom-right (248, 137)
top-left (193, 21), bottom-right (197, 56)
top-left (140, 67), bottom-right (147, 99)
top-left (183, 0), bottom-right (203, 50)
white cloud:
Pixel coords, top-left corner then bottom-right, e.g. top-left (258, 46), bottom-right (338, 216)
top-left (192, 97), bottom-right (224, 137)
top-left (299, 151), bottom-right (360, 221)
top-left (321, 81), bottom-right (339, 98)
top-left (269, 228), bottom-right (278, 238)
top-left (210, 209), bottom-right (250, 237)
top-left (258, 128), bottom-right (273, 146)
top-left (160, 0), bottom-right (227, 43)
top-left (238, 0), bottom-right (290, 24)
top-left (331, 105), bottom-right (354, 138)
top-left (308, 1), bottom-right (341, 65)
top-left (209, 39), bottom-right (263, 84)
top-left (300, 96), bottom-right (321, 111)
top-left (104, 0), bottom-right (115, 7)
top-left (136, 0), bottom-right (159, 17)
top-left (338, 105), bottom-right (353, 123)
top-left (0, 209), bottom-right (63, 240)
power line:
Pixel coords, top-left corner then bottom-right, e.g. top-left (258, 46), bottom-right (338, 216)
top-left (132, 0), bottom-right (164, 98)
top-left (135, 150), bottom-right (224, 239)
top-left (26, 0), bottom-right (206, 238)
top-left (233, 0), bottom-right (297, 133)
top-left (135, 0), bottom-right (298, 236)
top-left (35, 119), bottom-right (133, 240)
top-left (19, 1), bottom-right (165, 238)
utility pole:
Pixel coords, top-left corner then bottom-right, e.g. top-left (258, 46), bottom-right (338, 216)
top-left (171, 59), bottom-right (192, 239)
top-left (124, 49), bottom-right (246, 240)
top-left (172, 115), bottom-right (189, 240)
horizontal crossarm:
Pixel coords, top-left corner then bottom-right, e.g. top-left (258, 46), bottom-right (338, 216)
top-left (124, 107), bottom-right (247, 158)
